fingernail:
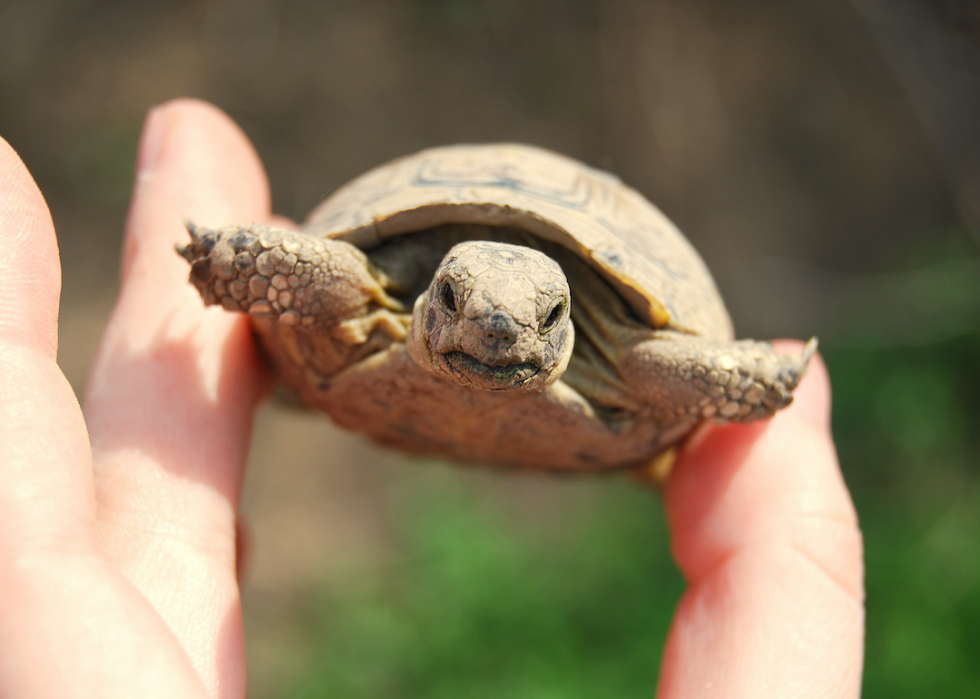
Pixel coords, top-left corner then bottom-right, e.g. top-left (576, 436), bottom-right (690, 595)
top-left (135, 105), bottom-right (171, 176)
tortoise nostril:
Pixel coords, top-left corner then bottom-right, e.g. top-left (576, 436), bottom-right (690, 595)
top-left (484, 312), bottom-right (518, 347)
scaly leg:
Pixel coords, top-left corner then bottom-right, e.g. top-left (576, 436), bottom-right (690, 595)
top-left (620, 331), bottom-right (817, 425)
top-left (178, 222), bottom-right (409, 378)
top-left (178, 222), bottom-right (404, 322)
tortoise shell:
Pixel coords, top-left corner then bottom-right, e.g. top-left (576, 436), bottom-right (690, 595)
top-left (302, 143), bottom-right (733, 341)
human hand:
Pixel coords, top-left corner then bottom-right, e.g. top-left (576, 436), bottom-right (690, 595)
top-left (0, 98), bottom-right (863, 698)
top-left (0, 99), bottom-right (271, 698)
top-left (658, 344), bottom-right (865, 697)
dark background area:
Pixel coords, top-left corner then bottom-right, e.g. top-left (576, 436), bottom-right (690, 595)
top-left (1, 0), bottom-right (978, 696)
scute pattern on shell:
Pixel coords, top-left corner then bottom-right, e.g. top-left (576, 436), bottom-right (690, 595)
top-left (303, 144), bottom-right (733, 341)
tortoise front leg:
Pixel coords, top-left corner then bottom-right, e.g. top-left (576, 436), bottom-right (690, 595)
top-left (178, 222), bottom-right (409, 377)
top-left (178, 222), bottom-right (403, 322)
top-left (620, 332), bottom-right (817, 424)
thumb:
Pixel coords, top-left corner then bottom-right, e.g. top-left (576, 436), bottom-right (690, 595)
top-left (83, 99), bottom-right (272, 697)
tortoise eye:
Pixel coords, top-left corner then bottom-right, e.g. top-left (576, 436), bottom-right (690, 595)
top-left (542, 301), bottom-right (564, 331)
top-left (441, 283), bottom-right (457, 313)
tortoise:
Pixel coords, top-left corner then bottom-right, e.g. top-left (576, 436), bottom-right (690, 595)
top-left (178, 143), bottom-right (815, 473)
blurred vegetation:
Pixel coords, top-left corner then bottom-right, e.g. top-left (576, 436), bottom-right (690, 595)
top-left (283, 476), bottom-right (680, 698)
top-left (830, 332), bottom-right (980, 698)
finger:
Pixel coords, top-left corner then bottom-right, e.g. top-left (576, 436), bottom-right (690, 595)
top-left (0, 139), bottom-right (60, 353)
top-left (0, 136), bottom-right (95, 551)
top-left (0, 137), bottom-right (213, 699)
top-left (83, 99), bottom-right (271, 696)
top-left (658, 344), bottom-right (864, 698)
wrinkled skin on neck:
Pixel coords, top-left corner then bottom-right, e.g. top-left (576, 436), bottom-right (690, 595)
top-left (408, 241), bottom-right (573, 391)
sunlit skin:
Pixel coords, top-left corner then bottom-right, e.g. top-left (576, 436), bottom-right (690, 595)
top-left (0, 99), bottom-right (864, 698)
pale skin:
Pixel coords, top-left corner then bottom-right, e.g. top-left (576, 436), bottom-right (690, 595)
top-left (0, 98), bottom-right (864, 697)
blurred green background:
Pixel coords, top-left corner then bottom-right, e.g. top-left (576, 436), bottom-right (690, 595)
top-left (2, 0), bottom-right (978, 696)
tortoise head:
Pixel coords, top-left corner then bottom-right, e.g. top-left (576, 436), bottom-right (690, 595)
top-left (408, 240), bottom-right (573, 391)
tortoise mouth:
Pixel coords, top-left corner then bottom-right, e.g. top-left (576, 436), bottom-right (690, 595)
top-left (442, 351), bottom-right (540, 389)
